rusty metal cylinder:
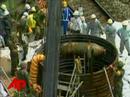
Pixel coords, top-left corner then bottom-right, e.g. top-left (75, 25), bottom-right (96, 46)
top-left (59, 35), bottom-right (117, 97)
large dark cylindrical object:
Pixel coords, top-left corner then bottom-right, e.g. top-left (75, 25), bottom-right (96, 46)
top-left (59, 35), bottom-right (117, 97)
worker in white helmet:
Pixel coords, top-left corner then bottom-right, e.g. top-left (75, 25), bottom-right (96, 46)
top-left (87, 14), bottom-right (103, 37)
top-left (117, 20), bottom-right (130, 56)
top-left (25, 3), bottom-right (31, 11)
top-left (27, 6), bottom-right (36, 33)
top-left (69, 10), bottom-right (82, 34)
top-left (0, 4), bottom-right (9, 16)
top-left (26, 6), bottom-right (37, 42)
top-left (104, 18), bottom-right (116, 46)
top-left (21, 12), bottom-right (28, 19)
top-left (20, 3), bottom-right (30, 15)
top-left (0, 4), bottom-right (11, 46)
top-left (81, 16), bottom-right (87, 34)
top-left (20, 11), bottom-right (29, 61)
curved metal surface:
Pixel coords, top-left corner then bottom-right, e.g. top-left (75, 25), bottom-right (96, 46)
top-left (60, 35), bottom-right (117, 66)
top-left (59, 35), bottom-right (118, 97)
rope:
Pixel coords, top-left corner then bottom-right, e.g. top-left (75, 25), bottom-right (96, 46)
top-left (70, 81), bottom-right (83, 97)
top-left (104, 67), bottom-right (114, 97)
top-left (65, 64), bottom-right (76, 97)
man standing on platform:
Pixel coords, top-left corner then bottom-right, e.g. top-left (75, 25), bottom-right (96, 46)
top-left (117, 20), bottom-right (130, 56)
top-left (62, 1), bottom-right (73, 35)
top-left (104, 18), bottom-right (116, 46)
top-left (87, 14), bottom-right (103, 37)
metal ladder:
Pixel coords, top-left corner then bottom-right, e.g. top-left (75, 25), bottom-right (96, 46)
top-left (66, 56), bottom-right (84, 97)
top-left (58, 56), bottom-right (84, 97)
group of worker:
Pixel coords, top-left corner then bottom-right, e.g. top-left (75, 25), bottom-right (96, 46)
top-left (0, 1), bottom-right (46, 76)
top-left (0, 1), bottom-right (129, 97)
top-left (0, 2), bottom-right (47, 96)
top-left (62, 1), bottom-right (129, 97)
top-left (62, 1), bottom-right (130, 57)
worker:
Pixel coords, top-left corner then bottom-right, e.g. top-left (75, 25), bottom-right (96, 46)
top-left (110, 61), bottom-right (124, 97)
top-left (87, 14), bottom-right (103, 37)
top-left (69, 10), bottom-right (82, 34)
top-left (24, 3), bottom-right (31, 13)
top-left (104, 19), bottom-right (116, 46)
top-left (19, 12), bottom-right (29, 61)
top-left (62, 1), bottom-right (73, 35)
top-left (21, 12), bottom-right (29, 29)
top-left (80, 16), bottom-right (87, 34)
top-left (20, 12), bottom-right (29, 42)
top-left (19, 3), bottom-right (30, 20)
top-left (0, 4), bottom-right (9, 16)
top-left (0, 4), bottom-right (11, 46)
top-left (26, 6), bottom-right (37, 42)
top-left (117, 20), bottom-right (130, 56)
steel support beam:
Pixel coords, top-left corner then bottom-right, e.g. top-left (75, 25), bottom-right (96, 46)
top-left (43, 0), bottom-right (61, 97)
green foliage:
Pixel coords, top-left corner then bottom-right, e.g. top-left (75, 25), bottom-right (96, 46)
top-left (13, 88), bottom-right (37, 97)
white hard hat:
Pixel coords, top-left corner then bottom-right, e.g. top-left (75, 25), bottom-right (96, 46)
top-left (91, 14), bottom-right (96, 19)
top-left (122, 20), bottom-right (128, 26)
top-left (1, 4), bottom-right (7, 10)
top-left (107, 19), bottom-right (113, 24)
top-left (73, 10), bottom-right (79, 16)
top-left (25, 4), bottom-right (31, 10)
top-left (23, 12), bottom-right (28, 16)
top-left (31, 6), bottom-right (36, 12)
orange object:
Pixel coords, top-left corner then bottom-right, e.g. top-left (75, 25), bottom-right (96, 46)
top-left (32, 84), bottom-right (42, 93)
top-left (29, 54), bottom-right (45, 84)
top-left (28, 27), bottom-right (32, 33)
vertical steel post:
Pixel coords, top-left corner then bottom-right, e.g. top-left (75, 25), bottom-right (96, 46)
top-left (43, 0), bottom-right (61, 97)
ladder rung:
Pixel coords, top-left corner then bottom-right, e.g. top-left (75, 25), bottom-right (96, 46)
top-left (80, 58), bottom-right (85, 60)
top-left (58, 84), bottom-right (68, 91)
top-left (59, 81), bottom-right (79, 85)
